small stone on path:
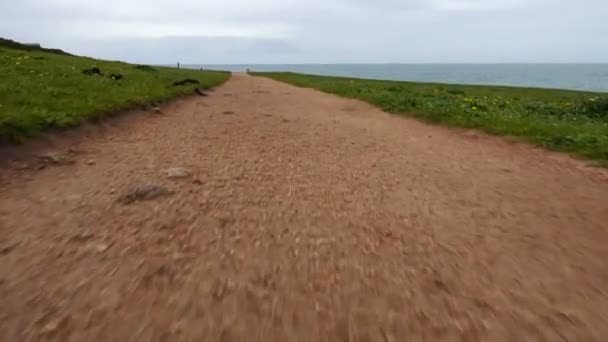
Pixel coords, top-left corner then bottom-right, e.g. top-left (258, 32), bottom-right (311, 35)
top-left (39, 315), bottom-right (70, 336)
top-left (167, 167), bottom-right (190, 179)
top-left (0, 240), bottom-right (21, 255)
top-left (93, 243), bottom-right (110, 253)
top-left (38, 152), bottom-right (75, 166)
top-left (118, 184), bottom-right (173, 204)
top-left (10, 161), bottom-right (29, 170)
top-left (71, 231), bottom-right (94, 242)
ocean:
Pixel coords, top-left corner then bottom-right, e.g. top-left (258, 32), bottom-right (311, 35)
top-left (190, 64), bottom-right (608, 93)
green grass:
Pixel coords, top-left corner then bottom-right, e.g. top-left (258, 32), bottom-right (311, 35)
top-left (0, 46), bottom-right (230, 142)
top-left (254, 72), bottom-right (608, 162)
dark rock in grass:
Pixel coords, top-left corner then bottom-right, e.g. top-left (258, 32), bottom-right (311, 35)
top-left (134, 65), bottom-right (157, 72)
top-left (82, 67), bottom-right (103, 76)
top-left (109, 73), bottom-right (124, 81)
top-left (172, 79), bottom-right (200, 86)
top-left (118, 184), bottom-right (173, 204)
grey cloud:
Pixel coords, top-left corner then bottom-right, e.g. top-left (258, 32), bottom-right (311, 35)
top-left (65, 36), bottom-right (299, 64)
top-left (1, 0), bottom-right (607, 63)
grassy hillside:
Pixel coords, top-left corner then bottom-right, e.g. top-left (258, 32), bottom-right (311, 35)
top-left (0, 37), bottom-right (72, 56)
top-left (254, 72), bottom-right (608, 162)
top-left (0, 45), bottom-right (230, 142)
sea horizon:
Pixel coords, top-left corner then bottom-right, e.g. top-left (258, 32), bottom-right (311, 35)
top-left (183, 63), bottom-right (608, 93)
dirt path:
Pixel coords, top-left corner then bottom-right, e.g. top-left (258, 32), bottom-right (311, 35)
top-left (1, 74), bottom-right (608, 341)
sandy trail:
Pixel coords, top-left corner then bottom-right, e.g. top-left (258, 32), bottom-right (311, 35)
top-left (1, 74), bottom-right (608, 341)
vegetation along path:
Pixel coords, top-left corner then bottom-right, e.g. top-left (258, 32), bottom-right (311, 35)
top-left (1, 74), bottom-right (608, 341)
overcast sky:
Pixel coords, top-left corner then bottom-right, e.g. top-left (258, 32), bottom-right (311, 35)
top-left (1, 0), bottom-right (607, 64)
